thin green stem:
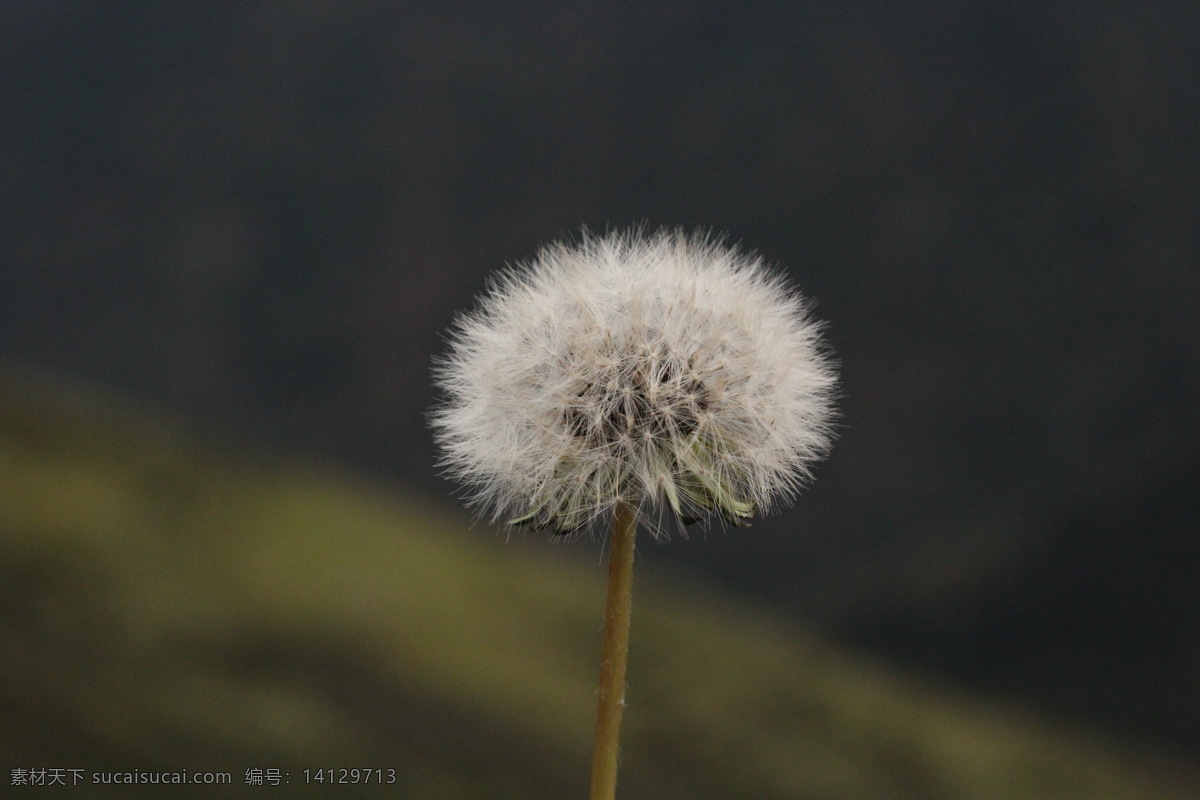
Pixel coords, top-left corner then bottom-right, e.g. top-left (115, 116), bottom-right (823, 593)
top-left (588, 499), bottom-right (639, 800)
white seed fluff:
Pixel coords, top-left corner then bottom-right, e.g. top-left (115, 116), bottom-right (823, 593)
top-left (430, 228), bottom-right (837, 538)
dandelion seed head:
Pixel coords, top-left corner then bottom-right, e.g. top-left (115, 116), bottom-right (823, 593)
top-left (430, 227), bottom-right (837, 539)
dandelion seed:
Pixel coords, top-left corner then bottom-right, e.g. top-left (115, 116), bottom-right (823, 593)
top-left (430, 226), bottom-right (837, 539)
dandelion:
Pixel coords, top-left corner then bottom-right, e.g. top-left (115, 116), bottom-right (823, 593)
top-left (430, 227), bottom-right (837, 799)
top-left (432, 227), bottom-right (837, 537)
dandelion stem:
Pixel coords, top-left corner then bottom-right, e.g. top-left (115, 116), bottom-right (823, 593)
top-left (588, 498), bottom-right (639, 800)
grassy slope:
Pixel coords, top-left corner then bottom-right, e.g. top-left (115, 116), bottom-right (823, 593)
top-left (1, 363), bottom-right (1195, 799)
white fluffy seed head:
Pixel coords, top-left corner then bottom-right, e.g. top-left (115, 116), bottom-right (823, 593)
top-left (430, 227), bottom-right (837, 539)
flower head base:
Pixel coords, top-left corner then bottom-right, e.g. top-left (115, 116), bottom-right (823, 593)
top-left (431, 228), bottom-right (837, 539)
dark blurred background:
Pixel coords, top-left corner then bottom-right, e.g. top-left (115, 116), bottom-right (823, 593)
top-left (2, 0), bottom-right (1197, 760)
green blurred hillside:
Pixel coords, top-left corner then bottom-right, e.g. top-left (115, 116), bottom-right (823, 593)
top-left (1, 363), bottom-right (1196, 799)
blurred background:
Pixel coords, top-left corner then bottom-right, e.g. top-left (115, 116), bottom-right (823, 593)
top-left (2, 2), bottom-right (1198, 797)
